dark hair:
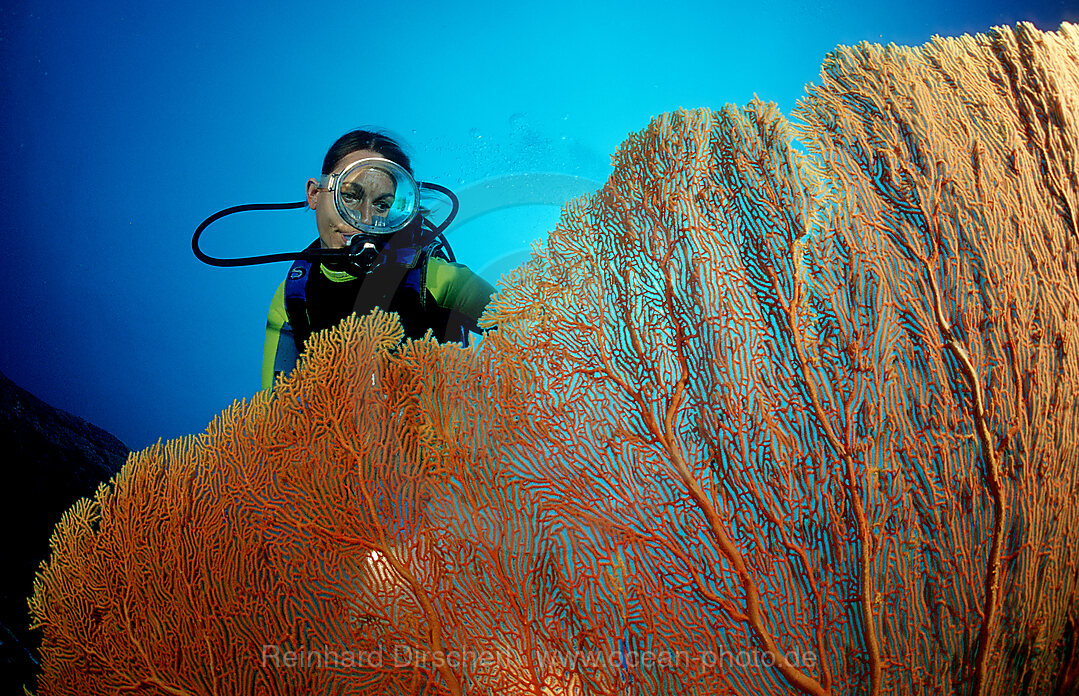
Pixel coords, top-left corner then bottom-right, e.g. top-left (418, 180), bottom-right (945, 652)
top-left (321, 129), bottom-right (412, 175)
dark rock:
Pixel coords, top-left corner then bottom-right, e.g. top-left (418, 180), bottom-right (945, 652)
top-left (0, 371), bottom-right (129, 693)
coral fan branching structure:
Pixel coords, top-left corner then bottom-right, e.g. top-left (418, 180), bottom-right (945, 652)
top-left (29, 20), bottom-right (1079, 696)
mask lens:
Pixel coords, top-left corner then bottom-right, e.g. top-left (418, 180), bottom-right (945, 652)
top-left (333, 159), bottom-right (418, 235)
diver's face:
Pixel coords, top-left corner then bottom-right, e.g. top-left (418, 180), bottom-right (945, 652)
top-left (306, 149), bottom-right (395, 249)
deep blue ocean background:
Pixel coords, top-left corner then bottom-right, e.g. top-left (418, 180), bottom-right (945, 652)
top-left (1, 0), bottom-right (1074, 451)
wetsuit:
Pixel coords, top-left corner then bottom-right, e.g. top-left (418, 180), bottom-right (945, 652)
top-left (262, 246), bottom-right (496, 390)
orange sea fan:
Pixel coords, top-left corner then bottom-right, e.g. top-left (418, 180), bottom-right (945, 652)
top-left (30, 20), bottom-right (1079, 696)
top-left (31, 309), bottom-right (612, 695)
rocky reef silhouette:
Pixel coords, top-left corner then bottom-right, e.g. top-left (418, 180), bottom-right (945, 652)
top-left (0, 372), bottom-right (127, 692)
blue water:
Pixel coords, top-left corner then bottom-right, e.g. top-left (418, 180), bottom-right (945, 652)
top-left (0, 0), bottom-right (1071, 450)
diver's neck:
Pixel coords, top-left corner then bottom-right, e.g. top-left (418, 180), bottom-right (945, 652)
top-left (318, 262), bottom-right (359, 283)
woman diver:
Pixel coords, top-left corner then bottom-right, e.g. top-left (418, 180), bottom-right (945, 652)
top-left (191, 129), bottom-right (497, 391)
top-left (260, 130), bottom-right (497, 390)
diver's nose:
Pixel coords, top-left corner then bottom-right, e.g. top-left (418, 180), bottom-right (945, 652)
top-left (358, 202), bottom-right (373, 225)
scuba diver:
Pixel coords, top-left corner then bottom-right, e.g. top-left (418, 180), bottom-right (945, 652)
top-left (192, 129), bottom-right (497, 391)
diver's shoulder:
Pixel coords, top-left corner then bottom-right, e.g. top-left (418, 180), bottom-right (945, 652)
top-left (267, 279), bottom-right (288, 326)
top-left (426, 254), bottom-right (475, 276)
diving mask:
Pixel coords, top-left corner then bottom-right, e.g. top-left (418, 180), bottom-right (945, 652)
top-left (319, 157), bottom-right (419, 235)
top-left (192, 165), bottom-right (459, 270)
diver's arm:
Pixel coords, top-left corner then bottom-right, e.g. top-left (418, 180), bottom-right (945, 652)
top-left (425, 256), bottom-right (497, 332)
top-left (262, 281), bottom-right (298, 391)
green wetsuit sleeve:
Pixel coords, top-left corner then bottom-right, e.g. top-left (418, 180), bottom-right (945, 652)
top-left (262, 280), bottom-right (290, 391)
top-left (425, 256), bottom-right (497, 327)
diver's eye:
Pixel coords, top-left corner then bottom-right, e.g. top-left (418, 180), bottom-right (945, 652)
top-left (340, 188), bottom-right (363, 207)
top-left (374, 200), bottom-right (393, 213)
